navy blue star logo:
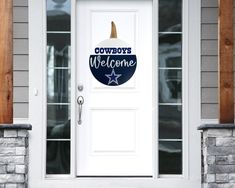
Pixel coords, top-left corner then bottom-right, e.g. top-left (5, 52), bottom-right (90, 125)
top-left (105, 69), bottom-right (122, 85)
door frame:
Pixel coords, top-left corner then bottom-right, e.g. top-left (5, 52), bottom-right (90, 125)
top-left (28, 0), bottom-right (201, 187)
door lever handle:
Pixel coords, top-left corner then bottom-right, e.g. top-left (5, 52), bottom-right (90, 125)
top-left (77, 96), bottom-right (84, 125)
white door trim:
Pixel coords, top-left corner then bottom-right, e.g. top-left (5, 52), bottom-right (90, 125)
top-left (28, 0), bottom-right (201, 187)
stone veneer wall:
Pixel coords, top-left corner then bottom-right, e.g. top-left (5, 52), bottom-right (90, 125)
top-left (199, 124), bottom-right (235, 188)
top-left (0, 125), bottom-right (31, 188)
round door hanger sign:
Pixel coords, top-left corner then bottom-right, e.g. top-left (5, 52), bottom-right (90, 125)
top-left (89, 21), bottom-right (137, 86)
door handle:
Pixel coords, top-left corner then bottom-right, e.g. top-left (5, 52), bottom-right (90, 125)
top-left (77, 96), bottom-right (84, 125)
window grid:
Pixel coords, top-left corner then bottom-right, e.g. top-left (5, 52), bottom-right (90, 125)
top-left (46, 0), bottom-right (71, 175)
top-left (158, 0), bottom-right (183, 175)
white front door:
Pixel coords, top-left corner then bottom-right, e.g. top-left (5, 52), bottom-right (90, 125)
top-left (76, 0), bottom-right (153, 176)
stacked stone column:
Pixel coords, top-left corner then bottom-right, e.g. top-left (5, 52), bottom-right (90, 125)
top-left (199, 124), bottom-right (235, 188)
top-left (0, 125), bottom-right (31, 188)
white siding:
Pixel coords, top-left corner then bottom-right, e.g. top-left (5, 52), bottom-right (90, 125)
top-left (13, 0), bottom-right (28, 118)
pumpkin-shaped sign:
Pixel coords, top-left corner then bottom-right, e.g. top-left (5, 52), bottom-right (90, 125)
top-left (89, 22), bottom-right (137, 86)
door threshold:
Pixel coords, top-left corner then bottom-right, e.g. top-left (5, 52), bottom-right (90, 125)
top-left (76, 176), bottom-right (153, 178)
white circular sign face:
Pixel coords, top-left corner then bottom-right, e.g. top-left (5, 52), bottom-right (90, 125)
top-left (89, 22), bottom-right (137, 86)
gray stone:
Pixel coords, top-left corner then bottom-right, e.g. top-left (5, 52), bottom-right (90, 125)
top-left (229, 173), bottom-right (235, 182)
top-left (203, 131), bottom-right (208, 138)
top-left (6, 165), bottom-right (15, 173)
top-left (17, 131), bottom-right (28, 138)
top-left (208, 164), bottom-right (235, 174)
top-left (204, 164), bottom-right (209, 174)
top-left (203, 146), bottom-right (208, 157)
top-left (216, 138), bottom-right (235, 146)
top-left (0, 128), bottom-right (29, 187)
top-left (216, 174), bottom-right (228, 183)
top-left (0, 165), bottom-right (6, 174)
top-left (232, 129), bottom-right (235, 137)
top-left (206, 183), bottom-right (220, 188)
top-left (15, 165), bottom-right (25, 174)
top-left (208, 156), bottom-right (216, 165)
top-left (216, 156), bottom-right (229, 165)
top-left (0, 166), bottom-right (6, 174)
top-left (4, 131), bottom-right (17, 138)
top-left (228, 155), bottom-right (235, 164)
top-left (201, 184), bottom-right (205, 188)
top-left (5, 184), bottom-right (17, 188)
top-left (15, 148), bottom-right (25, 156)
top-left (0, 156), bottom-right (25, 165)
top-left (202, 174), bottom-right (206, 183)
top-left (217, 183), bottom-right (235, 188)
top-left (206, 137), bottom-right (216, 146)
top-left (0, 148), bottom-right (15, 156)
top-left (208, 146), bottom-right (235, 156)
top-left (208, 164), bottom-right (218, 174)
top-left (14, 157), bottom-right (25, 165)
top-left (0, 138), bottom-right (25, 147)
top-left (207, 183), bottom-right (217, 188)
top-left (207, 129), bottom-right (233, 137)
top-left (207, 174), bottom-right (216, 183)
top-left (24, 138), bottom-right (28, 148)
top-left (17, 184), bottom-right (25, 188)
top-left (0, 174), bottom-right (24, 183)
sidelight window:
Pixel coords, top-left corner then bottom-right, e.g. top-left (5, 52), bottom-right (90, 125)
top-left (158, 0), bottom-right (183, 175)
top-left (46, 0), bottom-right (71, 175)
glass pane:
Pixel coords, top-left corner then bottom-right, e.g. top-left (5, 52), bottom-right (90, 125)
top-left (159, 105), bottom-right (182, 139)
top-left (47, 0), bottom-right (71, 31)
top-left (47, 33), bottom-right (71, 68)
top-left (47, 69), bottom-right (71, 103)
top-left (46, 141), bottom-right (70, 174)
top-left (159, 0), bottom-right (182, 32)
top-left (159, 34), bottom-right (181, 68)
top-left (159, 69), bottom-right (182, 103)
top-left (159, 141), bottom-right (182, 174)
top-left (47, 105), bottom-right (70, 139)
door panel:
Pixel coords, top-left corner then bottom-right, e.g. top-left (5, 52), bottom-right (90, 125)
top-left (91, 109), bottom-right (136, 152)
top-left (76, 0), bottom-right (153, 176)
